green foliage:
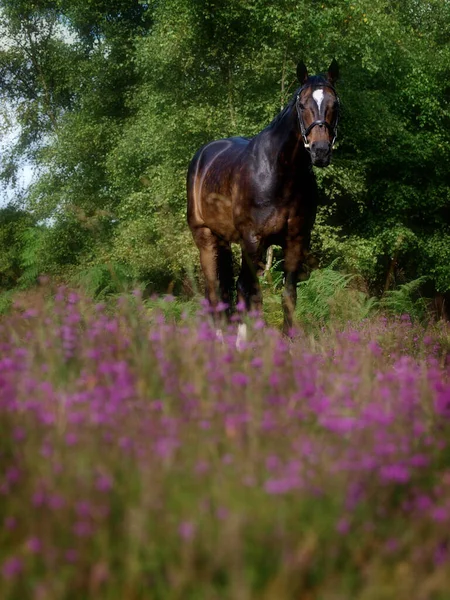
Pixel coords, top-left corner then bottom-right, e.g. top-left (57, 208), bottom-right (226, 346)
top-left (0, 204), bottom-right (35, 289)
top-left (32, 217), bottom-right (93, 270)
top-left (264, 263), bottom-right (432, 332)
top-left (0, 0), bottom-right (449, 299)
top-left (261, 260), bottom-right (378, 331)
top-left (295, 266), bottom-right (377, 331)
top-left (18, 226), bottom-right (43, 288)
top-left (380, 276), bottom-right (430, 321)
top-left (418, 233), bottom-right (450, 294)
top-left (71, 262), bottom-right (139, 300)
top-left (144, 294), bottom-right (201, 322)
top-left (15, 216), bottom-right (110, 290)
top-left (0, 289), bottom-right (14, 314)
top-left (108, 191), bottom-right (197, 287)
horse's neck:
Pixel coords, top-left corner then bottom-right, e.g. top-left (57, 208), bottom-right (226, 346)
top-left (252, 104), bottom-right (309, 170)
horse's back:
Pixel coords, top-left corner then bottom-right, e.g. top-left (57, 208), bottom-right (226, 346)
top-left (188, 136), bottom-right (249, 180)
top-left (187, 136), bottom-right (249, 238)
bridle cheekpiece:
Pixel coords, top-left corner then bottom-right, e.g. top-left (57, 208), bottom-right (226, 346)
top-left (296, 83), bottom-right (340, 150)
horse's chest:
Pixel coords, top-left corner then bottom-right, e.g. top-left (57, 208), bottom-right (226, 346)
top-left (228, 166), bottom-right (316, 243)
top-left (251, 203), bottom-right (289, 234)
top-left (250, 183), bottom-right (312, 236)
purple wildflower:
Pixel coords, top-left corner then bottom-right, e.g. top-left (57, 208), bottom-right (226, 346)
top-left (73, 521), bottom-right (94, 538)
top-left (2, 557), bottom-right (23, 580)
top-left (380, 464), bottom-right (410, 484)
top-left (336, 517), bottom-right (350, 535)
top-left (26, 537), bottom-right (42, 554)
top-left (178, 521), bottom-right (195, 541)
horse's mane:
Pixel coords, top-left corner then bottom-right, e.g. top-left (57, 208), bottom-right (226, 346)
top-left (302, 75), bottom-right (329, 89)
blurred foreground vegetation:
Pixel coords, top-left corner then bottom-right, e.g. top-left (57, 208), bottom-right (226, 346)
top-left (0, 288), bottom-right (450, 599)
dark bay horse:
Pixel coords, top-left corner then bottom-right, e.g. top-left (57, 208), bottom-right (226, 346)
top-left (187, 60), bottom-right (340, 333)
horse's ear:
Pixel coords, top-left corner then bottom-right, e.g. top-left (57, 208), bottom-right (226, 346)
top-left (296, 61), bottom-right (308, 84)
top-left (327, 59), bottom-right (339, 84)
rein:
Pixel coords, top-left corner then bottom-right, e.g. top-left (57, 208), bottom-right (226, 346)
top-left (296, 83), bottom-right (340, 150)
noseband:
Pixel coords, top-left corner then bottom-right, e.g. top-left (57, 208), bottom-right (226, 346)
top-left (296, 83), bottom-right (340, 150)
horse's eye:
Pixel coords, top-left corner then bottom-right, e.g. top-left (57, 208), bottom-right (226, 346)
top-left (298, 102), bottom-right (305, 110)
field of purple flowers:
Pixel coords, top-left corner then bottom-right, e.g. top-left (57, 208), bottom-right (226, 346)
top-left (1, 288), bottom-right (450, 599)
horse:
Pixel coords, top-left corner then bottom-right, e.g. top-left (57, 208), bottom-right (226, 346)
top-left (187, 60), bottom-right (340, 334)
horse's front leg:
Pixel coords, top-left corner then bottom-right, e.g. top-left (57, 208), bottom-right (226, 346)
top-left (282, 236), bottom-right (305, 335)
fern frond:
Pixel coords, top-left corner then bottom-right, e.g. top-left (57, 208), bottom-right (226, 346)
top-left (72, 262), bottom-right (137, 299)
top-left (381, 277), bottom-right (429, 321)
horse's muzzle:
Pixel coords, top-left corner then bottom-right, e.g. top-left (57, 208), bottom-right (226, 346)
top-left (310, 141), bottom-right (332, 168)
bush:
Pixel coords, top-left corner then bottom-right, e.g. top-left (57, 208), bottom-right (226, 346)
top-left (0, 205), bottom-right (35, 289)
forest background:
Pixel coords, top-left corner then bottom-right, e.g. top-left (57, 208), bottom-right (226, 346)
top-left (0, 0), bottom-right (449, 307)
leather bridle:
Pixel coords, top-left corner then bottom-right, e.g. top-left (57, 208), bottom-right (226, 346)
top-left (296, 83), bottom-right (340, 150)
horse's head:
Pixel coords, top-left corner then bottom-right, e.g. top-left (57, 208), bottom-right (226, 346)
top-left (295, 60), bottom-right (340, 168)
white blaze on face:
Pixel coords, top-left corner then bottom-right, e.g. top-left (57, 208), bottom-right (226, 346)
top-left (312, 89), bottom-right (324, 113)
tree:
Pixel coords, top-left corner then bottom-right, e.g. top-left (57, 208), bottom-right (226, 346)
top-left (1, 0), bottom-right (151, 273)
top-left (0, 204), bottom-right (35, 288)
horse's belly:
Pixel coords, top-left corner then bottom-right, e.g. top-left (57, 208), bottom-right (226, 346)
top-left (202, 192), bottom-right (240, 242)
